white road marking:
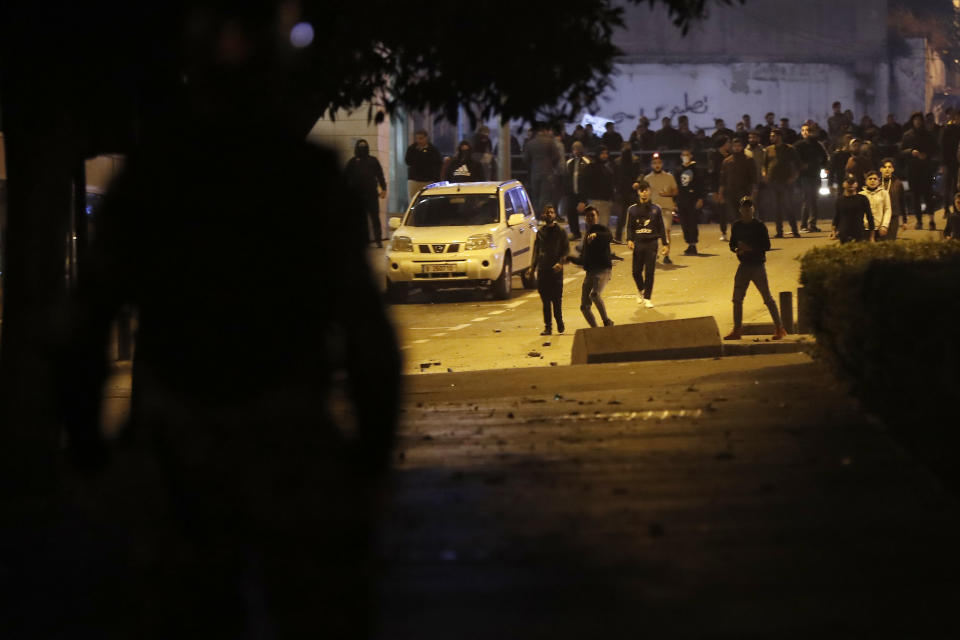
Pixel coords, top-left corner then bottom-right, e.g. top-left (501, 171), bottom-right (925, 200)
top-left (487, 310), bottom-right (506, 315)
top-left (504, 300), bottom-right (527, 308)
top-left (471, 316), bottom-right (490, 322)
top-left (448, 324), bottom-right (471, 331)
top-left (431, 333), bottom-right (448, 337)
top-left (411, 339), bottom-right (428, 344)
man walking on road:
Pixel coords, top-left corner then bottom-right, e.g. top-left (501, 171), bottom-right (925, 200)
top-left (626, 181), bottom-right (669, 309)
top-left (763, 128), bottom-right (801, 238)
top-left (723, 196), bottom-right (787, 342)
top-left (405, 129), bottom-right (442, 200)
top-left (645, 152), bottom-right (678, 263)
top-left (569, 206), bottom-right (615, 328)
top-left (900, 111), bottom-right (938, 230)
top-left (532, 204), bottom-right (569, 335)
top-left (673, 148), bottom-right (705, 255)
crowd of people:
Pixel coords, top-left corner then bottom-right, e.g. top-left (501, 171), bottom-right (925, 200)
top-left (382, 101), bottom-right (960, 337)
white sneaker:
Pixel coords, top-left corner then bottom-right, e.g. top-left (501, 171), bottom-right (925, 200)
top-left (643, 298), bottom-right (655, 309)
top-left (720, 234), bottom-right (727, 241)
top-left (637, 295), bottom-right (645, 304)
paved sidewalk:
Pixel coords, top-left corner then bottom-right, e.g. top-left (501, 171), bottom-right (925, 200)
top-left (377, 353), bottom-right (960, 638)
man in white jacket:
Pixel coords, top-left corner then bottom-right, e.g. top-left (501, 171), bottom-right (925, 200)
top-left (860, 170), bottom-right (892, 241)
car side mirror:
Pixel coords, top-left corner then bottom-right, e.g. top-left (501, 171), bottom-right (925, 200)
top-left (388, 216), bottom-right (402, 230)
top-left (507, 213), bottom-right (526, 227)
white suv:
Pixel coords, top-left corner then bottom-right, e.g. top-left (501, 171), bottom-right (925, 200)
top-left (385, 180), bottom-right (538, 301)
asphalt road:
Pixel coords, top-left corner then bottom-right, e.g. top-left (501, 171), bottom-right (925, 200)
top-left (371, 221), bottom-right (943, 374)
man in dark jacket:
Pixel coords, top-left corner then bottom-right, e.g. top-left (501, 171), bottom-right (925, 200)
top-left (940, 111), bottom-right (960, 218)
top-left (723, 196), bottom-right (787, 341)
top-left (673, 148), bottom-right (705, 255)
top-left (626, 181), bottom-right (669, 308)
top-left (532, 204), bottom-right (569, 335)
top-left (900, 111), bottom-right (939, 230)
top-left (655, 117), bottom-right (681, 150)
top-left (588, 146), bottom-right (616, 228)
top-left (794, 123), bottom-right (828, 232)
top-left (600, 122), bottom-right (623, 152)
top-left (345, 138), bottom-right (387, 246)
top-left (614, 142), bottom-right (640, 242)
top-left (763, 128), bottom-right (801, 237)
top-left (832, 174), bottom-right (875, 243)
top-left (629, 117), bottom-right (656, 151)
top-left (568, 206), bottom-right (615, 328)
top-left (718, 137), bottom-right (756, 241)
top-left (404, 129), bottom-right (442, 200)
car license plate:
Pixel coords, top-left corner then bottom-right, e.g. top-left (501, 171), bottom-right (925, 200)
top-left (422, 263), bottom-right (457, 273)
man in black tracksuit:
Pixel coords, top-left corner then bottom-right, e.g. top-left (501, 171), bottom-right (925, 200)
top-left (531, 204), bottom-right (569, 335)
top-left (723, 196), bottom-right (786, 341)
top-left (900, 112), bottom-right (938, 230)
top-left (626, 181), bottom-right (669, 308)
top-left (568, 206), bottom-right (614, 328)
top-left (673, 148), bottom-right (705, 255)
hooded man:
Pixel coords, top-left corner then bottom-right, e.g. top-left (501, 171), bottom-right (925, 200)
top-left (344, 138), bottom-right (387, 247)
top-left (718, 137), bottom-right (757, 241)
top-left (446, 139), bottom-right (485, 184)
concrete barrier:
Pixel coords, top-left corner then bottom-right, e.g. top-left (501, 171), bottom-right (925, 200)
top-left (571, 316), bottom-right (722, 365)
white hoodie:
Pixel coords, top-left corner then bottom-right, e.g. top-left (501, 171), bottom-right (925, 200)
top-left (859, 186), bottom-right (891, 231)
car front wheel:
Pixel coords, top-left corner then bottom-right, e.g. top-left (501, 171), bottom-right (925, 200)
top-left (491, 255), bottom-right (512, 300)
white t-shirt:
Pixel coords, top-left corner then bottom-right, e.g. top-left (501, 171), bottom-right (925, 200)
top-left (645, 171), bottom-right (677, 213)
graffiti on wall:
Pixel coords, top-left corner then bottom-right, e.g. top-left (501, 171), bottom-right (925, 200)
top-left (607, 93), bottom-right (711, 125)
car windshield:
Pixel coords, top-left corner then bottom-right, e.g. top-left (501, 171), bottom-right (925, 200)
top-left (405, 194), bottom-right (500, 227)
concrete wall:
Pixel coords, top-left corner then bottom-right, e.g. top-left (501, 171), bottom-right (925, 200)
top-left (598, 62), bottom-right (860, 133)
top-left (615, 0), bottom-right (887, 64)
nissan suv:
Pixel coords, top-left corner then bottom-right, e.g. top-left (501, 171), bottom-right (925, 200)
top-left (385, 180), bottom-right (538, 301)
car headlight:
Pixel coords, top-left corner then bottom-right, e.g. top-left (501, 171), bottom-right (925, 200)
top-left (465, 233), bottom-right (496, 250)
top-left (391, 235), bottom-right (413, 252)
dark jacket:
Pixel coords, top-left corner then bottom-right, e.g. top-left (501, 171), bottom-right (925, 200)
top-left (405, 142), bottom-right (443, 182)
top-left (446, 142), bottom-right (485, 183)
top-left (565, 155), bottom-right (592, 202)
top-left (794, 138), bottom-right (827, 181)
top-left (344, 140), bottom-right (386, 196)
top-left (729, 218), bottom-right (770, 263)
top-left (899, 127), bottom-right (938, 181)
top-left (720, 152), bottom-right (756, 198)
top-left (674, 162), bottom-right (705, 206)
top-left (614, 153), bottom-right (641, 203)
top-left (532, 222), bottom-right (569, 272)
top-left (601, 131), bottom-right (623, 151)
top-left (763, 143), bottom-right (800, 184)
top-left (587, 157), bottom-right (615, 200)
top-left (833, 193), bottom-right (874, 241)
top-left (629, 128), bottom-right (656, 151)
top-left (569, 224), bottom-right (613, 271)
top-left (708, 149), bottom-right (730, 193)
top-left (655, 125), bottom-right (681, 150)
top-left (626, 202), bottom-right (668, 246)
top-left (944, 211), bottom-right (960, 239)
top-left (882, 176), bottom-right (906, 222)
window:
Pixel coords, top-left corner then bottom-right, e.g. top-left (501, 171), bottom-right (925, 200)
top-left (406, 194), bottom-right (501, 227)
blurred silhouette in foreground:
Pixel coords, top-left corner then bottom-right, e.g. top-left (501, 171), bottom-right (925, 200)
top-left (59, 6), bottom-right (400, 638)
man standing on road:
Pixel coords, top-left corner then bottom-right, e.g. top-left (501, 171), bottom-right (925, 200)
top-left (565, 141), bottom-right (591, 240)
top-left (723, 196), bottom-right (787, 342)
top-left (718, 137), bottom-right (757, 242)
top-left (523, 123), bottom-right (561, 216)
top-left (900, 111), bottom-right (938, 230)
top-left (794, 123), bottom-right (827, 232)
top-left (832, 174), bottom-right (875, 243)
top-left (404, 129), bottom-right (442, 201)
top-left (644, 152), bottom-right (678, 263)
top-left (345, 138), bottom-right (387, 247)
top-left (763, 128), bottom-right (801, 238)
top-left (626, 181), bottom-right (669, 309)
top-left (673, 148), bottom-right (705, 255)
top-left (940, 110), bottom-right (960, 219)
top-left (569, 206), bottom-right (615, 328)
top-left (532, 204), bottom-right (569, 335)
top-left (588, 146), bottom-right (615, 229)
